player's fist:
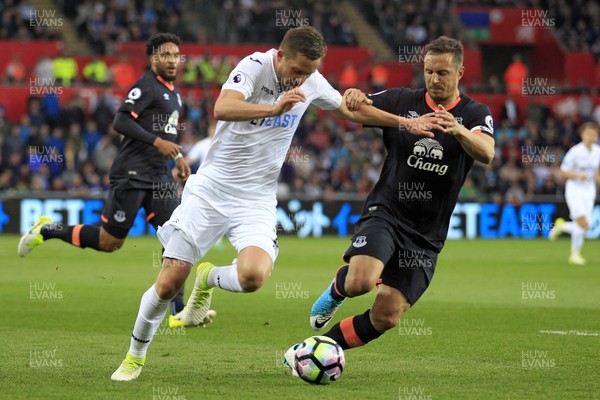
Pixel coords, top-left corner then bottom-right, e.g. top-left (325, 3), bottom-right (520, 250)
top-left (175, 158), bottom-right (191, 181)
top-left (272, 88), bottom-right (306, 116)
top-left (344, 88), bottom-right (372, 111)
top-left (154, 137), bottom-right (181, 158)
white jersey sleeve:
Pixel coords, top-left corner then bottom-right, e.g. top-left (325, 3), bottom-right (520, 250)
top-left (309, 70), bottom-right (343, 111)
top-left (221, 52), bottom-right (267, 99)
top-left (560, 147), bottom-right (576, 173)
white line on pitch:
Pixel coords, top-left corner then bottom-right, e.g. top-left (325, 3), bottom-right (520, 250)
top-left (539, 330), bottom-right (600, 337)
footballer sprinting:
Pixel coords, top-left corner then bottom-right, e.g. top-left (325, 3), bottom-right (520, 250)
top-left (111, 25), bottom-right (442, 381)
top-left (18, 33), bottom-right (192, 322)
top-left (548, 122), bottom-right (600, 265)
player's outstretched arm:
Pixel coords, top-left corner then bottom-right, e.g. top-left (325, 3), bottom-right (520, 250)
top-left (214, 89), bottom-right (306, 121)
top-left (329, 93), bottom-right (439, 138)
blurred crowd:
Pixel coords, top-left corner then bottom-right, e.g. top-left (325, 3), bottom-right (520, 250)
top-left (214, 0), bottom-right (357, 46)
top-left (2, 0), bottom-right (600, 201)
top-left (358, 0), bottom-right (464, 53)
top-left (3, 48), bottom-right (240, 90)
top-left (0, 0), bottom-right (62, 40)
top-left (2, 83), bottom-right (600, 202)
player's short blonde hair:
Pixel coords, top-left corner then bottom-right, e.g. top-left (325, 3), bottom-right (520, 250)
top-left (280, 26), bottom-right (327, 61)
top-left (579, 122), bottom-right (600, 135)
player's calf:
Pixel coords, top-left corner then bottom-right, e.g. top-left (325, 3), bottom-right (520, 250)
top-left (155, 258), bottom-right (192, 299)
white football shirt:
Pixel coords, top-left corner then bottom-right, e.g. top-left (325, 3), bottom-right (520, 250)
top-left (561, 142), bottom-right (600, 197)
top-left (197, 49), bottom-right (342, 198)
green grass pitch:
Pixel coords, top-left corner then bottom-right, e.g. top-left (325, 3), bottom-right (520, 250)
top-left (1, 235), bottom-right (599, 399)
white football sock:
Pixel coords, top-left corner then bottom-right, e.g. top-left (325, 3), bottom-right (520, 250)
top-left (207, 262), bottom-right (244, 292)
top-left (561, 221), bottom-right (574, 234)
top-left (571, 224), bottom-right (585, 255)
top-left (129, 284), bottom-right (170, 358)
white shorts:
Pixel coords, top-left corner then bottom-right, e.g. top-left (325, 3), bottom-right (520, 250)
top-left (157, 175), bottom-right (278, 265)
top-left (565, 190), bottom-right (595, 221)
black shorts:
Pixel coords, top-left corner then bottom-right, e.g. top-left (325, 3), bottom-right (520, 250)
top-left (343, 210), bottom-right (438, 305)
top-left (101, 178), bottom-right (180, 239)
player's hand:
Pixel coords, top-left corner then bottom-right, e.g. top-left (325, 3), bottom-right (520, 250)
top-left (344, 88), bottom-right (372, 111)
top-left (175, 158), bottom-right (191, 181)
top-left (401, 112), bottom-right (443, 138)
top-left (154, 137), bottom-right (181, 158)
top-left (435, 104), bottom-right (462, 136)
top-left (272, 88), bottom-right (306, 116)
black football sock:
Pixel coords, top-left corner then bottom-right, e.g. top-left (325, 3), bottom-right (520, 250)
top-left (330, 265), bottom-right (349, 301)
top-left (170, 286), bottom-right (185, 315)
top-left (324, 309), bottom-right (383, 350)
top-left (41, 224), bottom-right (101, 250)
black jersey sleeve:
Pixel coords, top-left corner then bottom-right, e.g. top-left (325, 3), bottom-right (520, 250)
top-left (114, 76), bottom-right (157, 145)
top-left (113, 112), bottom-right (156, 145)
top-left (363, 88), bottom-right (406, 129)
top-left (367, 88), bottom-right (406, 115)
top-left (118, 77), bottom-right (155, 119)
top-left (466, 103), bottom-right (494, 138)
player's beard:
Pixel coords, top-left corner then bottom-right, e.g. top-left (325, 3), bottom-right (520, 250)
top-left (157, 65), bottom-right (177, 82)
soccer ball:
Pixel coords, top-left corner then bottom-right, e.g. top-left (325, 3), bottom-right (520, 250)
top-left (294, 336), bottom-right (345, 384)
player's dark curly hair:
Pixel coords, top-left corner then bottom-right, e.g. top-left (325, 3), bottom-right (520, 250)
top-left (425, 36), bottom-right (463, 67)
top-left (281, 26), bottom-right (327, 60)
top-left (146, 32), bottom-right (181, 56)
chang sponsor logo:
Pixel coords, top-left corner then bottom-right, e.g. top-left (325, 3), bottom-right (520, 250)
top-left (407, 138), bottom-right (448, 176)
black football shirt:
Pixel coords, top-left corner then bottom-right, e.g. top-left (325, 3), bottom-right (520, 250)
top-left (365, 88), bottom-right (494, 251)
top-left (111, 70), bottom-right (183, 183)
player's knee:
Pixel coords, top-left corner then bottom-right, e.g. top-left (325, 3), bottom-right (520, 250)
top-left (99, 237), bottom-right (124, 252)
top-left (238, 265), bottom-right (270, 292)
top-left (155, 280), bottom-right (180, 299)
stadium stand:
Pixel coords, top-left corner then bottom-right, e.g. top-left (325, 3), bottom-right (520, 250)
top-left (1, 0), bottom-right (600, 205)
